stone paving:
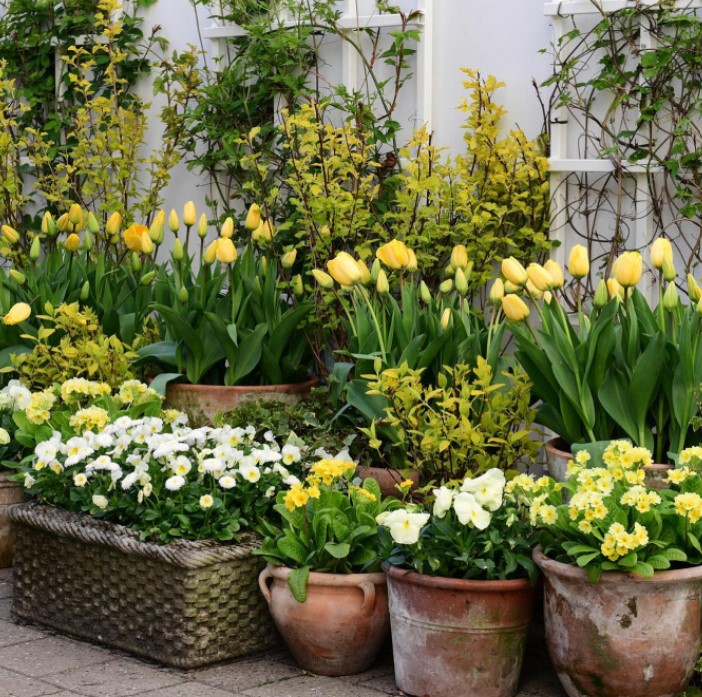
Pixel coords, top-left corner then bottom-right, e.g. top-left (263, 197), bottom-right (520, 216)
top-left (0, 568), bottom-right (566, 697)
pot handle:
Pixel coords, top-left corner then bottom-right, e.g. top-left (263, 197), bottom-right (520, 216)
top-left (358, 580), bottom-right (376, 615)
top-left (258, 566), bottom-right (274, 606)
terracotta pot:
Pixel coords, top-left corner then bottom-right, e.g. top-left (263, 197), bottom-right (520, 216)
top-left (544, 437), bottom-right (571, 481)
top-left (258, 565), bottom-right (389, 676)
top-left (0, 471), bottom-right (28, 567)
top-left (643, 463), bottom-right (673, 490)
top-left (534, 546), bottom-right (702, 697)
top-left (356, 466), bottom-right (420, 498)
top-left (385, 565), bottom-right (536, 697)
top-left (165, 377), bottom-right (318, 427)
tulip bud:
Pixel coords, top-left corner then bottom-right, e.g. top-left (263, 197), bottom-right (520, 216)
top-left (1, 225), bottom-right (19, 245)
top-left (56, 213), bottom-right (70, 232)
top-left (140, 232), bottom-right (154, 256)
top-left (527, 263), bottom-right (554, 292)
top-left (65, 233), bottom-right (80, 253)
top-left (606, 277), bottom-right (624, 301)
top-left (41, 212), bottom-right (56, 236)
top-left (204, 240), bottom-right (218, 265)
top-left (87, 212), bottom-right (100, 235)
top-left (594, 279), bottom-right (609, 308)
top-left (281, 249), bottom-right (297, 269)
top-left (454, 267), bottom-right (468, 295)
top-left (370, 258), bottom-right (381, 283)
top-left (406, 249), bottom-right (418, 272)
top-left (140, 271), bottom-right (156, 286)
top-left (179, 286), bottom-right (189, 303)
top-left (216, 237), bottom-right (237, 264)
top-left (260, 256), bottom-right (268, 276)
top-left (688, 273), bottom-right (702, 303)
top-left (440, 307), bottom-right (452, 330)
top-left (109, 235), bottom-right (120, 246)
top-left (697, 297), bottom-right (702, 316)
top-left (488, 278), bottom-right (504, 305)
top-left (376, 269), bottom-right (389, 294)
top-left (420, 281), bottom-right (432, 305)
top-left (612, 251), bottom-right (643, 288)
top-left (650, 237), bottom-right (673, 271)
top-left (172, 239), bottom-right (184, 262)
top-left (29, 236), bottom-right (41, 260)
top-left (245, 204), bottom-right (261, 231)
top-left (311, 268), bottom-right (334, 289)
top-left (131, 252), bottom-right (142, 272)
top-left (544, 259), bottom-right (564, 288)
top-left (504, 280), bottom-right (521, 294)
top-left (327, 252), bottom-right (362, 287)
top-left (439, 279), bottom-right (453, 294)
top-left (149, 218), bottom-right (164, 244)
top-left (83, 230), bottom-right (94, 251)
top-left (168, 209), bottom-right (179, 234)
top-left (662, 282), bottom-right (679, 311)
top-left (80, 280), bottom-right (90, 301)
top-left (501, 257), bottom-right (528, 286)
top-left (105, 211), bottom-right (122, 236)
top-left (197, 213), bottom-right (209, 239)
top-left (220, 217), bottom-right (234, 239)
top-left (291, 274), bottom-right (304, 297)
top-left (526, 280), bottom-right (543, 301)
top-left (2, 302), bottom-right (31, 325)
top-left (568, 245), bottom-right (590, 279)
top-left (9, 269), bottom-right (25, 285)
top-left (661, 254), bottom-right (676, 283)
top-left (356, 258), bottom-right (371, 285)
top-left (544, 291), bottom-right (553, 304)
top-left (502, 294), bottom-right (530, 322)
top-left (450, 244), bottom-right (469, 270)
top-left (376, 239), bottom-right (411, 270)
top-left (68, 204), bottom-right (83, 229)
top-left (183, 201), bottom-right (197, 227)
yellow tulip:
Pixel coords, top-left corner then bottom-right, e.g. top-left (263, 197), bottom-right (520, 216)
top-left (131, 252), bottom-right (142, 272)
top-left (687, 273), bottom-right (702, 303)
top-left (281, 249), bottom-right (297, 269)
top-left (455, 267), bottom-right (468, 295)
top-left (68, 204), bottom-right (84, 229)
top-left (526, 263), bottom-right (554, 292)
top-left (662, 282), bottom-right (679, 311)
top-left (356, 258), bottom-right (372, 285)
top-left (41, 212), bottom-right (55, 236)
top-left (543, 259), bottom-right (564, 288)
top-left (198, 213), bottom-right (209, 239)
top-left (168, 209), bottom-right (179, 234)
top-left (488, 278), bottom-right (504, 305)
top-left (56, 213), bottom-right (70, 232)
top-left (105, 212), bottom-right (122, 236)
top-left (568, 245), bottom-right (589, 279)
top-left (376, 269), bottom-right (389, 294)
top-left (376, 239), bottom-right (411, 269)
top-left (204, 240), bottom-right (218, 265)
top-left (9, 270), bottom-right (25, 285)
top-left (440, 308), bottom-right (452, 330)
top-left (312, 268), bottom-right (334, 289)
top-left (327, 252), bottom-right (363, 287)
top-left (245, 204), bottom-right (261, 231)
top-left (501, 257), bottom-right (528, 286)
top-left (606, 277), bottom-right (624, 300)
top-left (697, 297), bottom-right (702, 317)
top-left (291, 274), bottom-right (304, 297)
top-left (29, 236), bottom-right (41, 260)
top-left (502, 294), bottom-right (530, 321)
top-left (526, 280), bottom-right (543, 301)
top-left (140, 232), bottom-right (154, 255)
top-left (149, 217), bottom-right (164, 244)
top-left (612, 251), bottom-right (643, 288)
top-left (650, 237), bottom-right (673, 271)
top-left (1, 225), bottom-right (19, 244)
top-left (87, 212), bottom-right (100, 235)
top-left (450, 244), bottom-right (469, 270)
top-left (65, 233), bottom-right (80, 252)
top-left (439, 279), bottom-right (453, 293)
top-left (172, 239), bottom-right (184, 262)
top-left (594, 279), bottom-right (609, 308)
top-left (3, 302), bottom-right (31, 325)
top-left (183, 201), bottom-right (197, 227)
top-left (406, 248), bottom-right (418, 272)
top-left (220, 217), bottom-right (234, 239)
top-left (420, 281), bottom-right (432, 304)
top-left (544, 291), bottom-right (553, 304)
top-left (216, 237), bottom-right (237, 264)
top-left (124, 224), bottom-right (148, 252)
top-left (661, 254), bottom-right (676, 283)
top-left (504, 280), bottom-right (521, 294)
top-left (252, 219), bottom-right (274, 244)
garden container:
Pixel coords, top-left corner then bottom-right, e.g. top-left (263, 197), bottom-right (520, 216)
top-left (0, 472), bottom-right (28, 567)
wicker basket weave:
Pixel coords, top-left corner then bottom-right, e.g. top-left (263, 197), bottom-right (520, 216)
top-left (7, 502), bottom-right (278, 668)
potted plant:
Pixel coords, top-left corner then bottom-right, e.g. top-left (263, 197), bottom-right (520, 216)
top-left (503, 243), bottom-right (702, 478)
top-left (136, 213), bottom-right (316, 425)
top-left (528, 439), bottom-right (702, 697)
top-left (9, 381), bottom-right (318, 668)
top-left (256, 458), bottom-right (400, 676)
top-left (377, 468), bottom-right (540, 697)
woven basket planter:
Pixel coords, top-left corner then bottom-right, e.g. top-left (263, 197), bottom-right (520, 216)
top-left (7, 502), bottom-right (278, 668)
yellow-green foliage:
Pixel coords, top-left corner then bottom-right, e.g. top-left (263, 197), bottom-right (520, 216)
top-left (11, 302), bottom-right (137, 391)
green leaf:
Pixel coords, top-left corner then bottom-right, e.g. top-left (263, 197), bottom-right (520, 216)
top-left (324, 542), bottom-right (351, 559)
top-left (276, 535), bottom-right (308, 564)
top-left (229, 323), bottom-right (268, 385)
top-left (288, 566), bottom-right (310, 603)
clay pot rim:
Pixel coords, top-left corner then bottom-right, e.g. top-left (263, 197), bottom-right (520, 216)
top-left (534, 544), bottom-right (702, 584)
top-left (166, 376), bottom-right (319, 395)
top-left (544, 437), bottom-right (572, 458)
top-left (384, 563), bottom-right (533, 591)
top-left (266, 564), bottom-right (387, 586)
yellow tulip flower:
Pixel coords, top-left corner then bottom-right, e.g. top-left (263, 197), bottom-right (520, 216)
top-left (220, 217), bottom-right (234, 239)
top-left (1, 225), bottom-right (19, 244)
top-left (450, 244), bottom-right (469, 270)
top-left (612, 251), bottom-right (643, 288)
top-left (311, 268), bottom-right (334, 289)
top-left (198, 213), bottom-right (209, 239)
top-left (650, 237), bottom-right (672, 270)
top-left (183, 201), bottom-right (197, 227)
top-left (544, 259), bottom-right (564, 288)
top-left (568, 245), bottom-right (589, 279)
top-left (245, 204), bottom-right (261, 231)
top-left (502, 294), bottom-right (530, 321)
top-left (501, 257), bottom-right (528, 286)
top-left (124, 224), bottom-right (148, 252)
top-left (606, 277), bottom-right (625, 300)
top-left (376, 269), bottom-right (390, 294)
top-left (281, 249), bottom-right (297, 269)
top-left (168, 209), bottom-right (179, 234)
top-left (204, 239), bottom-right (218, 265)
top-left (376, 239), bottom-right (411, 269)
top-left (140, 232), bottom-right (154, 256)
top-left (3, 302), bottom-right (31, 325)
top-left (488, 278), bottom-right (504, 305)
top-left (526, 263), bottom-right (554, 292)
top-left (65, 233), bottom-right (80, 252)
top-left (687, 274), bottom-right (702, 303)
top-left (105, 212), bottom-right (122, 236)
top-left (215, 237), bottom-right (237, 264)
top-left (327, 252), bottom-right (363, 287)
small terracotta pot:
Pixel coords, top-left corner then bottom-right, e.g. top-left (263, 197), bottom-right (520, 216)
top-left (544, 437), bottom-right (572, 481)
top-left (258, 565), bottom-right (389, 676)
top-left (165, 377), bottom-right (318, 427)
top-left (0, 471), bottom-right (28, 567)
top-left (643, 463), bottom-right (673, 490)
top-left (356, 466), bottom-right (420, 498)
top-left (534, 546), bottom-right (702, 697)
top-left (385, 565), bottom-right (536, 697)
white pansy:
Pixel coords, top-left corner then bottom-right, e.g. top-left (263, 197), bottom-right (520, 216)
top-left (273, 463), bottom-right (290, 477)
top-left (239, 463), bottom-right (261, 483)
top-left (73, 473), bottom-right (88, 488)
top-left (382, 509), bottom-right (430, 545)
top-left (165, 475), bottom-right (186, 491)
top-left (265, 486), bottom-right (276, 498)
top-left (121, 472), bottom-right (139, 490)
top-left (218, 475), bottom-right (237, 490)
top-left (92, 494), bottom-right (108, 509)
top-left (283, 475), bottom-right (301, 486)
top-left (0, 428), bottom-right (10, 446)
top-left (263, 430), bottom-right (275, 442)
top-left (432, 486), bottom-right (454, 518)
top-left (453, 492), bottom-right (492, 529)
top-left (23, 473), bottom-right (35, 488)
top-left (35, 440), bottom-right (58, 462)
top-left (152, 440), bottom-right (189, 459)
top-left (8, 383), bottom-right (31, 410)
top-left (281, 444), bottom-right (301, 465)
top-left (460, 469), bottom-right (506, 512)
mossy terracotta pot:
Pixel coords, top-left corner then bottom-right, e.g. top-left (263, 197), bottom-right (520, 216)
top-left (534, 546), bottom-right (702, 697)
top-left (544, 437), bottom-right (571, 481)
top-left (165, 377), bottom-right (318, 427)
top-left (356, 466), bottom-right (420, 498)
top-left (0, 471), bottom-right (28, 567)
top-left (385, 565), bottom-right (536, 697)
top-left (258, 564), bottom-right (389, 676)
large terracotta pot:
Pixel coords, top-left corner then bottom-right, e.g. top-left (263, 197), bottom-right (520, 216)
top-left (534, 546), bottom-right (702, 697)
top-left (0, 471), bottom-right (28, 567)
top-left (166, 377), bottom-right (318, 427)
top-left (356, 466), bottom-right (420, 498)
top-left (258, 564), bottom-right (389, 676)
top-left (544, 437), bottom-right (571, 481)
top-left (385, 565), bottom-right (536, 697)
